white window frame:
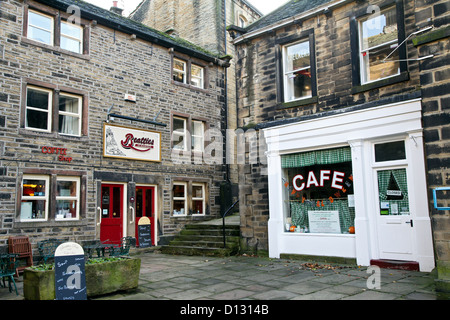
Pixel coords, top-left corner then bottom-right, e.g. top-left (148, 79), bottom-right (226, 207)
top-left (173, 116), bottom-right (187, 151)
top-left (172, 181), bottom-right (187, 216)
top-left (25, 85), bottom-right (52, 133)
top-left (173, 58), bottom-right (187, 84)
top-left (27, 9), bottom-right (54, 46)
top-left (358, 6), bottom-right (400, 85)
top-left (192, 183), bottom-right (206, 215)
top-left (190, 64), bottom-right (204, 88)
top-left (59, 92), bottom-right (82, 136)
top-left (55, 176), bottom-right (81, 221)
top-left (282, 40), bottom-right (312, 103)
top-left (191, 120), bottom-right (205, 152)
top-left (21, 175), bottom-right (50, 222)
top-left (60, 20), bottom-right (83, 54)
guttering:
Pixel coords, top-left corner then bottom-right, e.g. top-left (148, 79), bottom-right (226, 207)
top-left (234, 0), bottom-right (351, 44)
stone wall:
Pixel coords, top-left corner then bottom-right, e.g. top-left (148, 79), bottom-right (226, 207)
top-left (0, 0), bottom-right (227, 250)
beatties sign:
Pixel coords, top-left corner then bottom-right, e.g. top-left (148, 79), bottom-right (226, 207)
top-left (121, 133), bottom-right (154, 152)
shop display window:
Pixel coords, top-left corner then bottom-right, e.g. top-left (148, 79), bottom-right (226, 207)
top-left (56, 177), bottom-right (80, 220)
top-left (282, 147), bottom-right (355, 234)
top-left (21, 176), bottom-right (49, 221)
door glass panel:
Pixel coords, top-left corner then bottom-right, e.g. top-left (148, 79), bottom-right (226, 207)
top-left (136, 188), bottom-right (143, 218)
top-left (377, 169), bottom-right (409, 215)
top-left (112, 187), bottom-right (121, 218)
top-left (145, 189), bottom-right (153, 217)
top-left (101, 187), bottom-right (110, 217)
top-left (375, 141), bottom-right (406, 162)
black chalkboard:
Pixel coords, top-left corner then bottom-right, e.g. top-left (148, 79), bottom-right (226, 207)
top-left (138, 224), bottom-right (152, 248)
top-left (55, 255), bottom-right (87, 300)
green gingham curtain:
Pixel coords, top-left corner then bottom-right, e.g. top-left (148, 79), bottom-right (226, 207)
top-left (377, 169), bottom-right (410, 214)
top-left (282, 147), bottom-right (352, 168)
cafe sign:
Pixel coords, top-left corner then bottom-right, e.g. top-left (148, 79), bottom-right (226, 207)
top-left (103, 124), bottom-right (161, 162)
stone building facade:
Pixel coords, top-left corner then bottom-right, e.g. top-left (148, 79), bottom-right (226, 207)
top-left (130, 0), bottom-right (262, 187)
top-left (231, 0), bottom-right (449, 290)
top-left (0, 0), bottom-right (230, 252)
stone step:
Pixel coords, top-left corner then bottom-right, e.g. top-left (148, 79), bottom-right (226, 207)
top-left (161, 245), bottom-right (239, 257)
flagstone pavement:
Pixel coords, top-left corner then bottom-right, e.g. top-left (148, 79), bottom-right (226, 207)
top-left (3, 250), bottom-right (446, 301)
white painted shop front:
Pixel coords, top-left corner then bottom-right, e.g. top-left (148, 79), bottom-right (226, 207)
top-left (263, 99), bottom-right (435, 272)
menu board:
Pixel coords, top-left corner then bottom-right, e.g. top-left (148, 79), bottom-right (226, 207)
top-left (138, 217), bottom-right (152, 248)
top-left (54, 242), bottom-right (87, 300)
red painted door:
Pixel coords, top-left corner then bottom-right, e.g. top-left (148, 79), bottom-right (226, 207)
top-left (135, 186), bottom-right (155, 246)
top-left (100, 184), bottom-right (124, 245)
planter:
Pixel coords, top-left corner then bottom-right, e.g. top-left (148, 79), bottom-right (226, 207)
top-left (23, 257), bottom-right (141, 300)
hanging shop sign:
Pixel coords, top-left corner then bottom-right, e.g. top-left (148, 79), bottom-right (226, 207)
top-left (103, 124), bottom-right (161, 162)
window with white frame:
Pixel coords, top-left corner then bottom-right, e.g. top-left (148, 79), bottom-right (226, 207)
top-left (173, 116), bottom-right (187, 151)
top-left (192, 183), bottom-right (205, 215)
top-left (56, 177), bottom-right (80, 220)
top-left (358, 6), bottom-right (400, 84)
top-left (25, 85), bottom-right (83, 136)
top-left (190, 64), bottom-right (204, 88)
top-left (173, 58), bottom-right (187, 84)
top-left (27, 10), bottom-right (54, 45)
top-left (283, 40), bottom-right (312, 102)
top-left (191, 120), bottom-right (205, 152)
top-left (21, 175), bottom-right (49, 221)
top-left (61, 20), bottom-right (83, 54)
top-left (26, 86), bottom-right (52, 132)
top-left (59, 93), bottom-right (82, 136)
top-left (172, 182), bottom-right (187, 216)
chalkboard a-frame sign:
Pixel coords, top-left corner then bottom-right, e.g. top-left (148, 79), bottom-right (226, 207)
top-left (54, 242), bottom-right (87, 300)
top-left (138, 216), bottom-right (152, 248)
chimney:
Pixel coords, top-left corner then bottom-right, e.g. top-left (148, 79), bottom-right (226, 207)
top-left (110, 1), bottom-right (124, 16)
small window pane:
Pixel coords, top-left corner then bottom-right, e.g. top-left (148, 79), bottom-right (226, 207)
top-left (173, 184), bottom-right (185, 198)
top-left (285, 41), bottom-right (310, 72)
top-left (361, 8), bottom-right (398, 51)
top-left (27, 88), bottom-right (50, 110)
top-left (28, 27), bottom-right (52, 44)
top-left (375, 141), bottom-right (406, 162)
top-left (20, 200), bottom-right (46, 220)
top-left (22, 179), bottom-right (47, 197)
top-left (28, 11), bottom-right (53, 45)
top-left (61, 22), bottom-right (82, 39)
top-left (61, 36), bottom-right (81, 53)
top-left (362, 44), bottom-right (400, 83)
top-left (26, 109), bottom-right (49, 130)
top-left (56, 200), bottom-right (77, 219)
top-left (57, 180), bottom-right (77, 197)
top-left (285, 69), bottom-right (312, 101)
top-left (193, 185), bottom-right (203, 198)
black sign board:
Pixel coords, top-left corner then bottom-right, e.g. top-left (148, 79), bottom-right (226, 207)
top-left (55, 243), bottom-right (87, 300)
top-left (137, 217), bottom-right (152, 248)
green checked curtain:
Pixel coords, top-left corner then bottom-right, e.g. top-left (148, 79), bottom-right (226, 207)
top-left (377, 169), bottom-right (410, 215)
top-left (282, 147), bottom-right (352, 168)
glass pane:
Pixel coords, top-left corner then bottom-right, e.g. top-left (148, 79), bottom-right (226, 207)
top-left (173, 200), bottom-right (186, 215)
top-left (112, 187), bottom-right (121, 218)
top-left (59, 114), bottom-right (80, 135)
top-left (192, 121), bottom-right (203, 136)
top-left (173, 184), bottom-right (185, 198)
top-left (375, 141), bottom-right (406, 162)
top-left (285, 68), bottom-right (312, 101)
top-left (27, 88), bottom-right (49, 110)
top-left (101, 187), bottom-right (110, 216)
top-left (174, 59), bottom-right (185, 71)
top-left (20, 200), bottom-right (46, 220)
top-left (362, 44), bottom-right (400, 82)
top-left (136, 188), bottom-right (143, 218)
top-left (61, 22), bottom-right (82, 39)
top-left (145, 190), bottom-right (153, 217)
top-left (29, 11), bottom-right (53, 30)
top-left (173, 118), bottom-right (185, 132)
top-left (59, 95), bottom-right (79, 113)
top-left (378, 169), bottom-right (409, 215)
top-left (361, 7), bottom-right (398, 51)
top-left (173, 70), bottom-right (185, 83)
top-left (26, 109), bottom-right (48, 130)
top-left (28, 26), bottom-right (52, 44)
top-left (192, 137), bottom-right (203, 151)
top-left (192, 200), bottom-right (203, 214)
top-left (285, 41), bottom-right (310, 72)
top-left (284, 159), bottom-right (355, 234)
top-left (191, 65), bottom-right (203, 78)
top-left (57, 180), bottom-right (77, 197)
top-left (193, 185), bottom-right (203, 198)
top-left (23, 179), bottom-right (46, 196)
top-left (173, 133), bottom-right (185, 150)
top-left (61, 36), bottom-right (81, 53)
top-left (191, 77), bottom-right (203, 88)
top-left (56, 200), bottom-right (77, 219)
